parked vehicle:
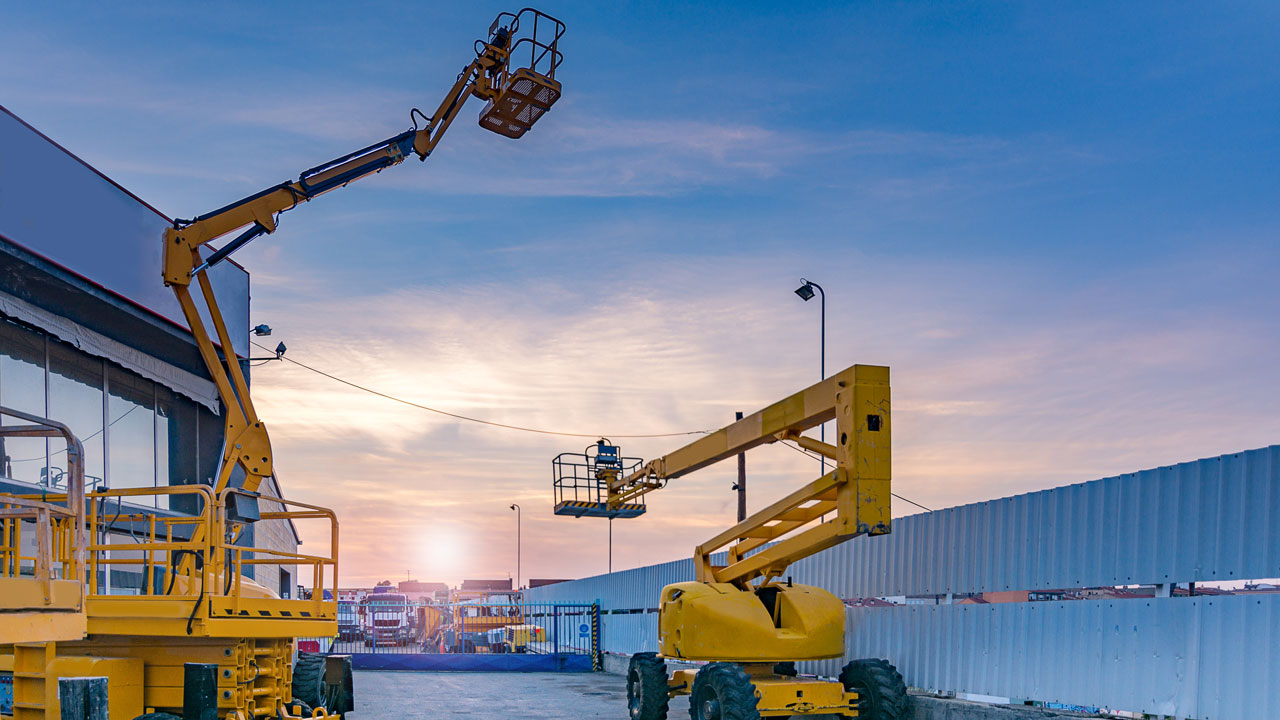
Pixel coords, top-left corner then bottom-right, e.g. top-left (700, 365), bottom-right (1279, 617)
top-left (362, 590), bottom-right (412, 646)
top-left (503, 624), bottom-right (546, 653)
top-left (338, 600), bottom-right (362, 642)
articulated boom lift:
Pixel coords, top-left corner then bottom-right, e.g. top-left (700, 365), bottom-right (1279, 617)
top-left (2, 9), bottom-right (563, 720)
top-left (556, 365), bottom-right (907, 719)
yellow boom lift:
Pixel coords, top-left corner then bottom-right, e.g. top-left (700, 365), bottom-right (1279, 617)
top-left (554, 365), bottom-right (908, 719)
top-left (0, 9), bottom-right (563, 719)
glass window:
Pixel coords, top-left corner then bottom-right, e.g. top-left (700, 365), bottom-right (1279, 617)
top-left (107, 365), bottom-right (155, 505)
top-left (157, 385), bottom-right (199, 512)
top-left (48, 341), bottom-right (105, 490)
top-left (197, 405), bottom-right (224, 487)
top-left (0, 319), bottom-right (48, 484)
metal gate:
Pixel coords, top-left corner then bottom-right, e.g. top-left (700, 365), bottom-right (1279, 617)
top-left (299, 601), bottom-right (601, 672)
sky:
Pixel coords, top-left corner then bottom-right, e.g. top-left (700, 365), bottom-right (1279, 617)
top-left (2, 1), bottom-right (1278, 588)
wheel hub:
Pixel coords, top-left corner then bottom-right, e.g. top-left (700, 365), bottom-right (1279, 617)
top-left (700, 697), bottom-right (722, 719)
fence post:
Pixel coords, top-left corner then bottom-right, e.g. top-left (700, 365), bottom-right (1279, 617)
top-left (552, 604), bottom-right (560, 655)
top-left (591, 601), bottom-right (602, 671)
top-left (58, 677), bottom-right (108, 720)
top-left (183, 662), bottom-right (219, 720)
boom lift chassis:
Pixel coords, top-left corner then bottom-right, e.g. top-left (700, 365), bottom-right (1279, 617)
top-left (558, 365), bottom-right (908, 719)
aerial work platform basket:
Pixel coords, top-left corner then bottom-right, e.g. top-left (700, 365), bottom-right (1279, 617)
top-left (553, 440), bottom-right (646, 518)
top-left (478, 9), bottom-right (564, 138)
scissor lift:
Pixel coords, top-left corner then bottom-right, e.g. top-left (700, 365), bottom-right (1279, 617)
top-left (553, 440), bottom-right (646, 518)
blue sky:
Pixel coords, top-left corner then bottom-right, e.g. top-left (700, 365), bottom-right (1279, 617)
top-left (3, 2), bottom-right (1278, 585)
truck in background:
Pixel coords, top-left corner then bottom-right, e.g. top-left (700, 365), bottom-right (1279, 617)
top-left (362, 589), bottom-right (412, 647)
top-left (338, 600), bottom-right (362, 643)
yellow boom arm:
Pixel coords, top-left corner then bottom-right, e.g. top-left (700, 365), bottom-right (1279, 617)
top-left (161, 9), bottom-right (563, 500)
top-left (611, 364), bottom-right (891, 588)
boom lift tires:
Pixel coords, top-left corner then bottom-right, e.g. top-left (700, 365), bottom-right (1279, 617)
top-left (627, 652), bottom-right (671, 720)
top-left (688, 663), bottom-right (761, 720)
top-left (292, 652), bottom-right (326, 709)
top-left (840, 659), bottom-right (908, 720)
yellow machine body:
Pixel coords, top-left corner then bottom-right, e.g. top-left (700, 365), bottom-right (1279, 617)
top-left (576, 365), bottom-right (892, 719)
top-left (2, 637), bottom-right (293, 720)
top-left (503, 624), bottom-right (546, 651)
top-left (0, 579), bottom-right (85, 645)
top-left (658, 582), bottom-right (845, 662)
top-left (1, 484), bottom-right (339, 719)
top-left (669, 665), bottom-right (859, 718)
top-left (0, 651), bottom-right (144, 720)
top-left (3, 8), bottom-right (566, 719)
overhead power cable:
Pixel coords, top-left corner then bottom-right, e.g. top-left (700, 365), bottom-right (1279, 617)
top-left (250, 341), bottom-right (712, 439)
top-left (778, 438), bottom-right (933, 513)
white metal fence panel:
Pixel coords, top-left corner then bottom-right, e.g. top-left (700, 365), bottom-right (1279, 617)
top-left (599, 612), bottom-right (660, 655)
top-left (525, 445), bottom-right (1280, 718)
top-left (822, 594), bottom-right (1279, 720)
top-left (788, 445), bottom-right (1279, 598)
top-left (529, 446), bottom-right (1279, 608)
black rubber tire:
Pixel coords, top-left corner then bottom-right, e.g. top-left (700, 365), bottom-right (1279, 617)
top-left (292, 652), bottom-right (326, 711)
top-left (626, 652), bottom-right (670, 720)
top-left (839, 658), bottom-right (907, 720)
top-left (688, 662), bottom-right (760, 720)
top-left (772, 661), bottom-right (797, 677)
top-left (286, 698), bottom-right (313, 719)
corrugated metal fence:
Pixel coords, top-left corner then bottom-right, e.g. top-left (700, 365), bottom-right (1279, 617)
top-left (526, 445), bottom-right (1280, 719)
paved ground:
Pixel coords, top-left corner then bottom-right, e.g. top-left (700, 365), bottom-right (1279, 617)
top-left (351, 670), bottom-right (689, 718)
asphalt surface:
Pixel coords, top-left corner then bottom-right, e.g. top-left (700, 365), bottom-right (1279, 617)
top-left (351, 669), bottom-right (691, 719)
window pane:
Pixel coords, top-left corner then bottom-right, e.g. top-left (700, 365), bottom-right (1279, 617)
top-left (48, 341), bottom-right (104, 490)
top-left (157, 386), bottom-right (199, 512)
top-left (0, 319), bottom-right (47, 484)
top-left (197, 404), bottom-right (224, 486)
top-left (107, 365), bottom-right (155, 506)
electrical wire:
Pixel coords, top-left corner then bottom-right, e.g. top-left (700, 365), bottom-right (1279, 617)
top-left (250, 340), bottom-right (713, 439)
top-left (777, 438), bottom-right (933, 513)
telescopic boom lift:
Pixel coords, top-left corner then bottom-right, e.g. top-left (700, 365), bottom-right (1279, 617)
top-left (1, 10), bottom-right (563, 720)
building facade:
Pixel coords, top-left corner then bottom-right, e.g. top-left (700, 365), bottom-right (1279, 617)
top-left (0, 104), bottom-right (299, 597)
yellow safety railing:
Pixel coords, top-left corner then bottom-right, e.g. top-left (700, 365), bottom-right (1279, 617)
top-left (16, 484), bottom-right (338, 610)
top-left (215, 487), bottom-right (339, 614)
top-left (83, 484), bottom-right (215, 598)
top-left (0, 406), bottom-right (86, 610)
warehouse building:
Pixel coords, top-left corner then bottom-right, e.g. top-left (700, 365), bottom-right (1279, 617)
top-left (0, 104), bottom-right (299, 597)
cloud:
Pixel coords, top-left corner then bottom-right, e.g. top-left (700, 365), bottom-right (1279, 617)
top-left (251, 244), bottom-right (1280, 586)
top-left (0, 26), bottom-right (1097, 204)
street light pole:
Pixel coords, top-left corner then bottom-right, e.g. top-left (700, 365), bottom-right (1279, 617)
top-left (795, 278), bottom-right (827, 476)
top-left (509, 503), bottom-right (521, 591)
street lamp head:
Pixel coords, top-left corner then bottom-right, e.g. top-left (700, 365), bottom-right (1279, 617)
top-left (510, 504), bottom-right (518, 511)
top-left (252, 324), bottom-right (272, 337)
top-left (794, 280), bottom-right (816, 301)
